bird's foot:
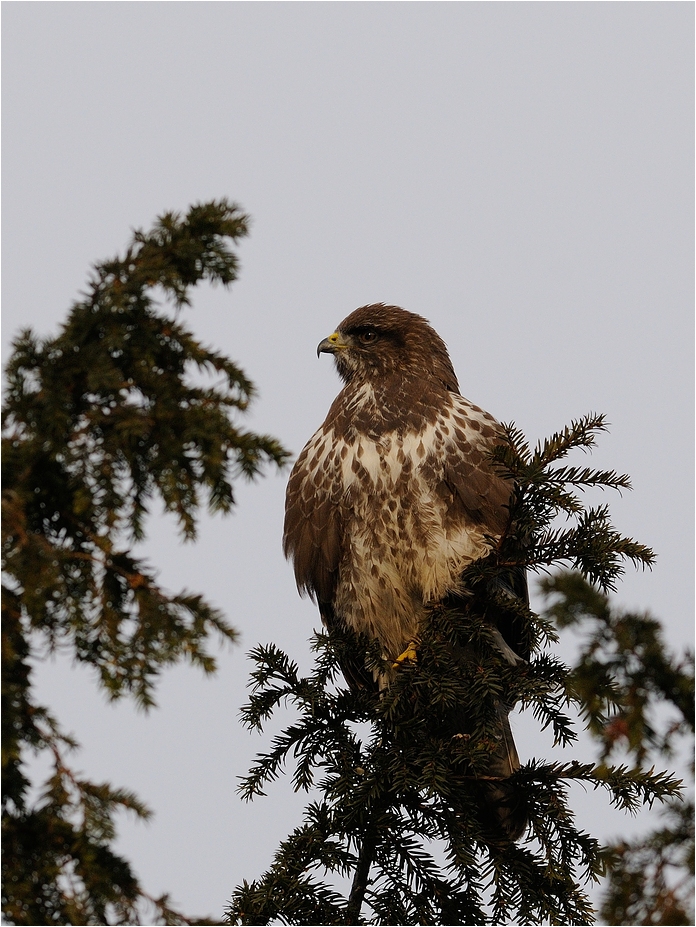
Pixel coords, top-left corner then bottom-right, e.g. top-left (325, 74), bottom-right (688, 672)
top-left (392, 642), bottom-right (418, 668)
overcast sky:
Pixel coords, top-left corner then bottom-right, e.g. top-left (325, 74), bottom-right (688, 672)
top-left (3, 2), bottom-right (694, 921)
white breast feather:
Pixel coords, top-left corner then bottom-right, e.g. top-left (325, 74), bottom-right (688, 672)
top-left (310, 392), bottom-right (499, 659)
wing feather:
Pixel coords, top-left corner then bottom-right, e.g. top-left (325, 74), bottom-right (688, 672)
top-left (439, 397), bottom-right (512, 536)
top-left (283, 428), bottom-right (343, 605)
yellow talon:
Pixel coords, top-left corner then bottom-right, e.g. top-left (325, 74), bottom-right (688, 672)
top-left (392, 642), bottom-right (418, 668)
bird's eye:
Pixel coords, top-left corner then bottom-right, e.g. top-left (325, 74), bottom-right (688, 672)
top-left (358, 330), bottom-right (379, 345)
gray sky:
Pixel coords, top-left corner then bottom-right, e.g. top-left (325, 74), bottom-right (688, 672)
top-left (3, 2), bottom-right (693, 921)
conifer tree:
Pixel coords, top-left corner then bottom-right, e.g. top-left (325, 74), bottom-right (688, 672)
top-left (2, 201), bottom-right (290, 925)
top-left (541, 572), bottom-right (694, 925)
top-left (225, 416), bottom-right (683, 926)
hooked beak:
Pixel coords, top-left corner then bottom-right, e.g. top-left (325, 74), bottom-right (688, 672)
top-left (317, 331), bottom-right (351, 357)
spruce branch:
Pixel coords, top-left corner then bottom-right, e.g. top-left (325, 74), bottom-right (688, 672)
top-left (2, 201), bottom-right (289, 925)
top-left (347, 825), bottom-right (378, 923)
top-left (228, 414), bottom-right (676, 925)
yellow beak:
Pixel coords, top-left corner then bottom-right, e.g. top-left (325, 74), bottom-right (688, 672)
top-left (317, 331), bottom-right (351, 357)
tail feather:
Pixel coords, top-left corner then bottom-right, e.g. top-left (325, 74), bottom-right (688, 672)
top-left (478, 703), bottom-right (527, 842)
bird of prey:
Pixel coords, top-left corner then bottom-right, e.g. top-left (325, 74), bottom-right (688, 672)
top-left (283, 304), bottom-right (528, 840)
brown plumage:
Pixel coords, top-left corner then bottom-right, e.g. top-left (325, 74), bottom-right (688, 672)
top-left (283, 304), bottom-right (528, 840)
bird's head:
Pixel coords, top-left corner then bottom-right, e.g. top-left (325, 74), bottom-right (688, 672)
top-left (317, 303), bottom-right (459, 392)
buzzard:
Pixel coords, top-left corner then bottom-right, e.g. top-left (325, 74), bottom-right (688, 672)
top-left (283, 304), bottom-right (528, 840)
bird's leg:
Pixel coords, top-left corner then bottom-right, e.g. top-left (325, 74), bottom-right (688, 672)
top-left (392, 640), bottom-right (419, 668)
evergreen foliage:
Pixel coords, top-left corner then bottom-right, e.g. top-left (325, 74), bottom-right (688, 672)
top-left (541, 572), bottom-right (694, 925)
top-left (2, 201), bottom-right (290, 925)
top-left (225, 415), bottom-right (682, 925)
